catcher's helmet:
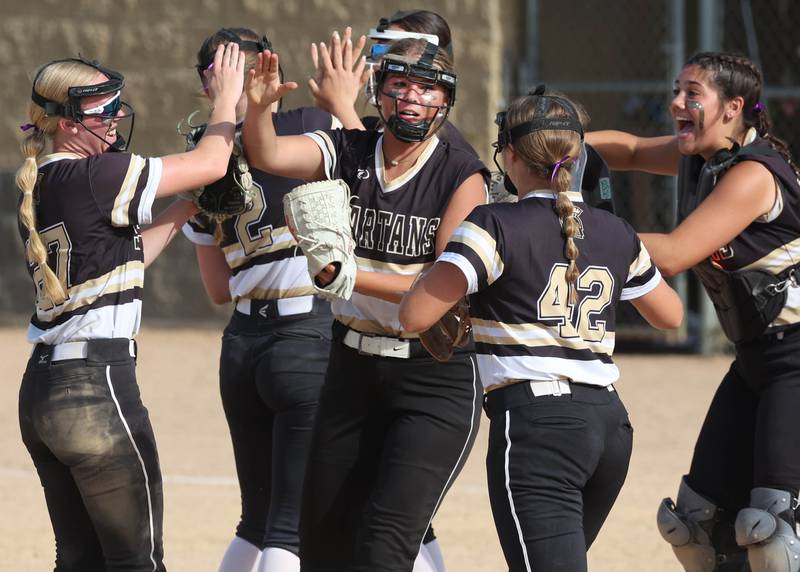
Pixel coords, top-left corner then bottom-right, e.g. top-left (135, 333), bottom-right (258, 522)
top-left (373, 41), bottom-right (456, 143)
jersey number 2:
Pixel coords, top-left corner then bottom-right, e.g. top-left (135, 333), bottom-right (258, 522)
top-left (30, 223), bottom-right (72, 312)
top-left (537, 264), bottom-right (614, 342)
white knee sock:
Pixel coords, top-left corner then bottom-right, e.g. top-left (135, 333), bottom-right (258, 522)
top-left (423, 538), bottom-right (446, 572)
top-left (413, 540), bottom-right (447, 572)
top-left (258, 546), bottom-right (300, 572)
top-left (219, 536), bottom-right (262, 572)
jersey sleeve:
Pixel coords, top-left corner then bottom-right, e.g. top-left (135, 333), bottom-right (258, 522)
top-left (87, 152), bottom-right (161, 227)
top-left (437, 205), bottom-right (505, 295)
top-left (181, 213), bottom-right (217, 246)
top-left (619, 234), bottom-right (662, 300)
top-left (447, 146), bottom-right (491, 204)
top-left (303, 128), bottom-right (360, 181)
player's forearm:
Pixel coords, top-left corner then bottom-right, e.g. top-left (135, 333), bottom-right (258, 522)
top-left (141, 200), bottom-right (200, 268)
top-left (242, 104), bottom-right (279, 173)
top-left (353, 271), bottom-right (416, 303)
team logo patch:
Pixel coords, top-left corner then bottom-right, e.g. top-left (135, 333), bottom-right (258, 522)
top-left (357, 169), bottom-right (370, 180)
top-left (571, 206), bottom-right (585, 240)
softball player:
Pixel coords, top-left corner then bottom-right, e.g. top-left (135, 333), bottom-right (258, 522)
top-left (243, 39), bottom-right (489, 571)
top-left (16, 45), bottom-right (243, 571)
top-left (181, 28), bottom-right (357, 572)
top-left (587, 52), bottom-right (800, 572)
top-left (400, 91), bottom-right (683, 572)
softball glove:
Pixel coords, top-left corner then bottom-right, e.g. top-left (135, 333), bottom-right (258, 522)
top-left (283, 179), bottom-right (356, 301)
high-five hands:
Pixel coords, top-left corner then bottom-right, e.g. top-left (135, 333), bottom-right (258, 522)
top-left (309, 27), bottom-right (370, 120)
top-left (246, 50), bottom-right (299, 109)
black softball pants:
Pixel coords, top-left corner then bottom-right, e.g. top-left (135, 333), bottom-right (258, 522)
top-left (685, 324), bottom-right (800, 558)
top-left (219, 306), bottom-right (332, 553)
top-left (483, 382), bottom-right (633, 572)
top-left (19, 339), bottom-right (164, 572)
top-left (298, 337), bottom-right (481, 572)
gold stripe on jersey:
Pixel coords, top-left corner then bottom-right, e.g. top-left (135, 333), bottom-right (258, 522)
top-left (628, 246), bottom-right (653, 279)
top-left (242, 285), bottom-right (317, 301)
top-left (449, 221), bottom-right (504, 285)
top-left (740, 236), bottom-right (800, 274)
top-left (36, 261), bottom-right (145, 317)
top-left (354, 256), bottom-right (431, 275)
top-left (310, 130), bottom-right (338, 175)
top-left (375, 135), bottom-right (440, 193)
top-left (334, 315), bottom-right (419, 339)
top-left (112, 155), bottom-right (147, 227)
top-left (222, 226), bottom-right (298, 269)
top-left (471, 317), bottom-right (616, 356)
top-left (37, 152), bottom-right (83, 167)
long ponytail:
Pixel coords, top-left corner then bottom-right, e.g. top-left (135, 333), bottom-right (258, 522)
top-left (16, 59), bottom-right (98, 307)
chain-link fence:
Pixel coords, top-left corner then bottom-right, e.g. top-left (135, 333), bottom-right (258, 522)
top-left (498, 0), bottom-right (800, 352)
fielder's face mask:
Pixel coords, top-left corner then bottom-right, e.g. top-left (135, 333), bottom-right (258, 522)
top-left (365, 15), bottom-right (439, 106)
top-left (31, 56), bottom-right (134, 152)
top-left (373, 41), bottom-right (455, 143)
top-left (492, 85), bottom-right (584, 195)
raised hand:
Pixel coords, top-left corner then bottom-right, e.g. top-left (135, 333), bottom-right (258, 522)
top-left (246, 50), bottom-right (299, 110)
top-left (308, 27), bottom-right (370, 117)
top-left (204, 42), bottom-right (246, 110)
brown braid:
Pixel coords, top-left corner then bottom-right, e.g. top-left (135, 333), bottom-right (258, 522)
top-left (687, 52), bottom-right (800, 177)
top-left (505, 94), bottom-right (582, 302)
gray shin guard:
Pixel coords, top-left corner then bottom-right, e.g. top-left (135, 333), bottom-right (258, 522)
top-left (657, 478), bottom-right (718, 572)
top-left (735, 487), bottom-right (800, 572)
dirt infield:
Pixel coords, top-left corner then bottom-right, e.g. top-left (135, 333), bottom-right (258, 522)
top-left (0, 326), bottom-right (732, 571)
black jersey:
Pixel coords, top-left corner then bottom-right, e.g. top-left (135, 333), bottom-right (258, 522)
top-left (306, 128), bottom-right (490, 336)
top-left (18, 152), bottom-right (161, 344)
top-left (684, 136), bottom-right (800, 330)
top-left (183, 107), bottom-right (335, 301)
top-left (439, 190), bottom-right (660, 388)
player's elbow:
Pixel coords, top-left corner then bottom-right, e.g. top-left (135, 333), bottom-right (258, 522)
top-left (650, 307), bottom-right (684, 330)
top-left (399, 302), bottom-right (432, 334)
top-left (209, 292), bottom-right (232, 305)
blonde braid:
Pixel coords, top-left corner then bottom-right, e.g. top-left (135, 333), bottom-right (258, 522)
top-left (551, 158), bottom-right (579, 303)
top-left (15, 128), bottom-right (67, 305)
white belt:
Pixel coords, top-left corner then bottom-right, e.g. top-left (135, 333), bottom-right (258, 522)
top-left (342, 329), bottom-right (411, 359)
top-left (236, 297), bottom-right (314, 317)
top-left (527, 380), bottom-right (615, 397)
top-left (40, 340), bottom-right (137, 362)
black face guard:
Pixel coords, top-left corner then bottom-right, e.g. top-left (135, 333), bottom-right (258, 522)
top-left (492, 85), bottom-right (584, 194)
top-left (374, 42), bottom-right (456, 142)
top-left (31, 55), bottom-right (134, 152)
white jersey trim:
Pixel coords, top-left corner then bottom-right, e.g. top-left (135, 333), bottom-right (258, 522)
top-left (305, 132), bottom-right (335, 179)
top-left (138, 157), bottom-right (161, 225)
top-left (27, 300), bottom-right (143, 345)
top-left (181, 222), bottom-right (217, 246)
top-left (437, 253), bottom-right (478, 295)
top-left (619, 269), bottom-right (662, 301)
top-left (475, 353), bottom-right (619, 390)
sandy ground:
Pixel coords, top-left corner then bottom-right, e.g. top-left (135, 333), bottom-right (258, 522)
top-left (0, 326), bottom-right (732, 571)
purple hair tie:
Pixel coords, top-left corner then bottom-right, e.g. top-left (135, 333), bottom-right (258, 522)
top-left (19, 123), bottom-right (39, 133)
top-left (753, 101), bottom-right (766, 113)
top-left (550, 155), bottom-right (572, 185)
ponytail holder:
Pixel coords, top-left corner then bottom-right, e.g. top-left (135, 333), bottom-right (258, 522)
top-left (20, 123), bottom-right (40, 133)
top-left (753, 101), bottom-right (765, 113)
top-left (550, 155), bottom-right (572, 185)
